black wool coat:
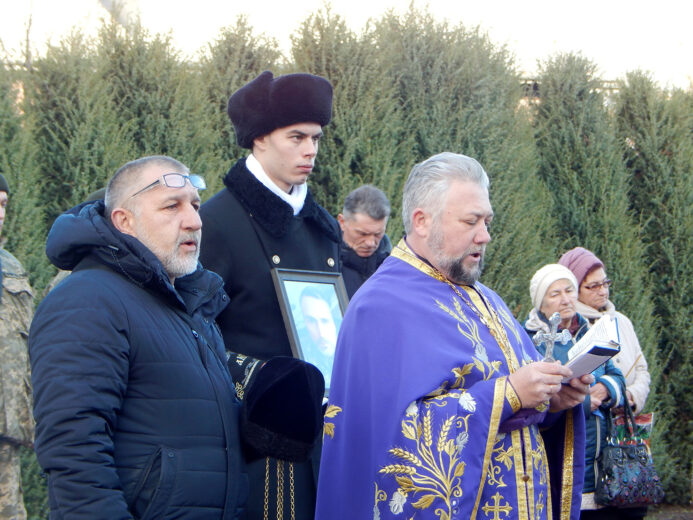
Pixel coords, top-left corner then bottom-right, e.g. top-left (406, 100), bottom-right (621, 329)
top-left (199, 158), bottom-right (340, 363)
top-left (199, 159), bottom-right (340, 520)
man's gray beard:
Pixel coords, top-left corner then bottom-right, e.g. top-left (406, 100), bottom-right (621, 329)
top-left (139, 228), bottom-right (200, 280)
top-left (163, 246), bottom-right (199, 279)
top-left (428, 227), bottom-right (484, 285)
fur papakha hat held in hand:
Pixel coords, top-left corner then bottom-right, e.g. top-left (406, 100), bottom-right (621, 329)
top-left (240, 356), bottom-right (325, 463)
top-left (227, 70), bottom-right (333, 149)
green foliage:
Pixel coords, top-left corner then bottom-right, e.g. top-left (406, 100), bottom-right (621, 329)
top-left (1, 5), bottom-right (691, 511)
top-left (0, 62), bottom-right (52, 290)
top-left (290, 7), bottom-right (409, 221)
top-left (614, 72), bottom-right (693, 502)
top-left (289, 6), bottom-right (554, 314)
top-left (96, 22), bottom-right (181, 156)
top-left (198, 16), bottom-right (282, 193)
top-left (20, 447), bottom-right (48, 520)
top-left (531, 54), bottom-right (657, 342)
top-left (24, 31), bottom-right (133, 231)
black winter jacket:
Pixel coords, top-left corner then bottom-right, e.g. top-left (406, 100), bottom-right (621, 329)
top-left (29, 201), bottom-right (247, 519)
top-left (339, 234), bottom-right (392, 298)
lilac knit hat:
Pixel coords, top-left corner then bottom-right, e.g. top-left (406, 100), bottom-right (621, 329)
top-left (558, 247), bottom-right (604, 287)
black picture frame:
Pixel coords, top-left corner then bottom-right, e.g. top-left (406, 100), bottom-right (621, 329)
top-left (270, 268), bottom-right (349, 396)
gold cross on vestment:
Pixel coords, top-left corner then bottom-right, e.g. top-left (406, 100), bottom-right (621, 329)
top-left (482, 492), bottom-right (513, 520)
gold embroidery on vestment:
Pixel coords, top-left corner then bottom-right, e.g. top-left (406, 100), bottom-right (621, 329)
top-left (505, 378), bottom-right (522, 413)
top-left (323, 404), bottom-right (342, 440)
top-left (560, 410), bottom-right (575, 520)
top-left (471, 378), bottom-right (507, 519)
top-left (390, 241), bottom-right (551, 518)
top-left (380, 399), bottom-right (467, 517)
top-left (488, 435), bottom-right (512, 488)
top-left (510, 429), bottom-right (529, 519)
top-left (523, 428), bottom-right (536, 520)
top-left (537, 434), bottom-right (552, 515)
top-left (482, 491), bottom-right (514, 520)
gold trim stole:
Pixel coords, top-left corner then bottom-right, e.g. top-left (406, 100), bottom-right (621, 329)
top-left (560, 411), bottom-right (575, 520)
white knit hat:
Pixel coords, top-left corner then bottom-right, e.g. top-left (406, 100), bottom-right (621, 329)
top-left (529, 264), bottom-right (578, 311)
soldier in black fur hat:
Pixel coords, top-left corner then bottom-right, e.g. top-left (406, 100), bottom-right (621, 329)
top-left (199, 71), bottom-right (340, 520)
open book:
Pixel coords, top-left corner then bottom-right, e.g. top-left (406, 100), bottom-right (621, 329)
top-left (562, 315), bottom-right (620, 382)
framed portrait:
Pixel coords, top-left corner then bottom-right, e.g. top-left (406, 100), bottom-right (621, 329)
top-left (270, 268), bottom-right (349, 396)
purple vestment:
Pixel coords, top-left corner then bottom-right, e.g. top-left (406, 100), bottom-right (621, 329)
top-left (316, 242), bottom-right (585, 519)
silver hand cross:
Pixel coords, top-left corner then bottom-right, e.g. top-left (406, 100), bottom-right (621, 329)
top-left (532, 312), bottom-right (572, 362)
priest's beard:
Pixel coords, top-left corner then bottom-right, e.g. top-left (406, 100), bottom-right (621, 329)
top-left (427, 227), bottom-right (484, 285)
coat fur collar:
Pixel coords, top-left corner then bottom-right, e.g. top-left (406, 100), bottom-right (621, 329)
top-left (223, 158), bottom-right (340, 242)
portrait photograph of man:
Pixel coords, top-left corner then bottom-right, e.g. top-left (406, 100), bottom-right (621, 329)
top-left (281, 279), bottom-right (344, 391)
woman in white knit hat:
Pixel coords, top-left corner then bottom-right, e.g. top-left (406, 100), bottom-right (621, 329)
top-left (524, 264), bottom-right (626, 519)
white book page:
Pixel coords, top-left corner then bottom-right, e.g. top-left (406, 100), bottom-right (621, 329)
top-left (568, 315), bottom-right (618, 361)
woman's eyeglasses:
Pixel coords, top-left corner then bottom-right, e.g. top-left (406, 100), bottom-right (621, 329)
top-left (583, 279), bottom-right (612, 291)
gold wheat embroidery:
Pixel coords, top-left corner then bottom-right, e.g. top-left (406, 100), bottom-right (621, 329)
top-left (379, 398), bottom-right (471, 517)
top-left (323, 404), bottom-right (342, 440)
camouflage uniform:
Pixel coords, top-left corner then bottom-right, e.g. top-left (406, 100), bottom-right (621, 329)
top-left (43, 269), bottom-right (70, 297)
top-left (0, 248), bottom-right (34, 520)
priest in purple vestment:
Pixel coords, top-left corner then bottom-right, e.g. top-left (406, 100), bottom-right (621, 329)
top-left (316, 152), bottom-right (593, 520)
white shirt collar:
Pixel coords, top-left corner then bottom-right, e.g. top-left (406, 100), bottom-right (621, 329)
top-left (246, 154), bottom-right (307, 216)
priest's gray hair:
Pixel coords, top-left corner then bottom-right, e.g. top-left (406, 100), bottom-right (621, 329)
top-left (401, 152), bottom-right (490, 235)
top-left (105, 155), bottom-right (189, 217)
top-left (342, 185), bottom-right (391, 221)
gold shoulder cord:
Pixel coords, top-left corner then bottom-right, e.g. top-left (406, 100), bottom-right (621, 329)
top-left (264, 458), bottom-right (296, 520)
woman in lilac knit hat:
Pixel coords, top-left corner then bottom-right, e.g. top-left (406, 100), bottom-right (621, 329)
top-left (559, 247), bottom-right (652, 520)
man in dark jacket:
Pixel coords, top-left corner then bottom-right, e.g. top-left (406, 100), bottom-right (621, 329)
top-left (29, 156), bottom-right (247, 519)
top-left (199, 71), bottom-right (340, 520)
top-left (337, 185), bottom-right (392, 298)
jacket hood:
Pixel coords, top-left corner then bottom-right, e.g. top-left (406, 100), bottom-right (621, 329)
top-left (46, 200), bottom-right (188, 306)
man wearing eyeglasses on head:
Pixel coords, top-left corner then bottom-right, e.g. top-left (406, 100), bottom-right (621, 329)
top-left (29, 156), bottom-right (248, 519)
top-left (558, 247), bottom-right (651, 417)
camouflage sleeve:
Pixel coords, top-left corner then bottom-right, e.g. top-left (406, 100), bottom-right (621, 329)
top-left (0, 251), bottom-right (34, 444)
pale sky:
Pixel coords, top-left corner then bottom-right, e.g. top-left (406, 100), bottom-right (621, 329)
top-left (1, 0), bottom-right (691, 89)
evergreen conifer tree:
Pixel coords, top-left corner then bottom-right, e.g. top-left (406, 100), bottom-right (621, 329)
top-left (198, 16), bottom-right (281, 182)
top-left (164, 64), bottom-right (226, 196)
top-left (289, 7), bottom-right (407, 219)
top-left (95, 21), bottom-right (182, 157)
top-left (0, 58), bottom-right (50, 291)
top-left (614, 72), bottom-right (693, 502)
top-left (531, 54), bottom-right (657, 351)
top-left (367, 7), bottom-right (554, 311)
top-left (24, 31), bottom-right (133, 231)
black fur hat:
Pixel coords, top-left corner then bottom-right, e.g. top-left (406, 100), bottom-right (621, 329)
top-left (0, 173), bottom-right (9, 195)
top-left (227, 71), bottom-right (333, 149)
top-left (240, 356), bottom-right (325, 462)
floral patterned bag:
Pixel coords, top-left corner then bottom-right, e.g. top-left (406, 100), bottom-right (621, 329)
top-left (594, 404), bottom-right (664, 507)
